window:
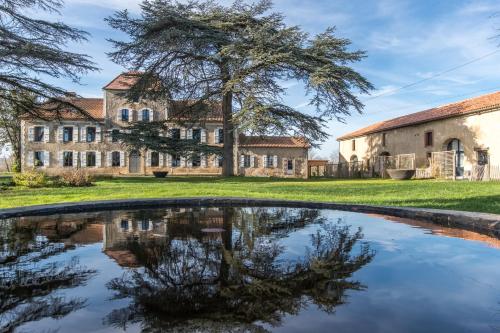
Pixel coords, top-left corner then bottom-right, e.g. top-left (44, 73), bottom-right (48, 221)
top-left (86, 151), bottom-right (96, 167)
top-left (217, 128), bottom-right (224, 144)
top-left (142, 109), bottom-right (150, 122)
top-left (217, 156), bottom-right (224, 167)
top-left (382, 133), bottom-right (387, 147)
top-left (424, 131), bottom-right (433, 147)
top-left (192, 128), bottom-right (201, 142)
top-left (287, 159), bottom-right (294, 171)
top-left (191, 154), bottom-right (201, 167)
top-left (477, 150), bottom-right (489, 166)
top-left (121, 109), bottom-right (129, 122)
top-left (351, 139), bottom-right (356, 151)
top-left (112, 151), bottom-right (121, 167)
top-left (243, 155), bottom-right (251, 168)
top-left (63, 151), bottom-right (73, 167)
top-left (141, 220), bottom-right (150, 231)
top-left (34, 126), bottom-right (44, 142)
top-left (171, 154), bottom-right (181, 167)
top-left (63, 127), bottom-right (73, 142)
top-left (34, 151), bottom-right (44, 167)
top-left (170, 128), bottom-right (181, 140)
top-left (86, 127), bottom-right (96, 142)
top-left (151, 152), bottom-right (160, 167)
top-left (111, 129), bottom-right (120, 143)
top-left (266, 155), bottom-right (274, 168)
top-left (120, 219), bottom-right (129, 231)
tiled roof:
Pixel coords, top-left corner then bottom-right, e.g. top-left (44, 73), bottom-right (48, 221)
top-left (24, 98), bottom-right (104, 120)
top-left (103, 71), bottom-right (143, 90)
top-left (239, 135), bottom-right (310, 148)
top-left (168, 100), bottom-right (223, 122)
top-left (337, 91), bottom-right (500, 141)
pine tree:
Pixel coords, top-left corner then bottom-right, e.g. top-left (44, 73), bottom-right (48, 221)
top-left (0, 0), bottom-right (98, 118)
top-left (106, 0), bottom-right (373, 176)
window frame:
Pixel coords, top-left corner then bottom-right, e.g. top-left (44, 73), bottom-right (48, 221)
top-left (63, 151), bottom-right (73, 167)
top-left (287, 159), bottom-right (294, 171)
top-left (424, 131), bottom-right (433, 147)
top-left (33, 126), bottom-right (45, 142)
top-left (121, 109), bottom-right (129, 122)
top-left (192, 128), bottom-right (202, 143)
top-left (111, 151), bottom-right (121, 167)
top-left (86, 126), bottom-right (96, 142)
top-left (34, 151), bottom-right (44, 167)
top-left (63, 126), bottom-right (73, 143)
top-left (142, 109), bottom-right (150, 122)
top-left (86, 151), bottom-right (96, 167)
top-left (218, 128), bottom-right (224, 144)
top-left (171, 154), bottom-right (181, 167)
top-left (151, 151), bottom-right (160, 167)
top-left (266, 155), bottom-right (274, 168)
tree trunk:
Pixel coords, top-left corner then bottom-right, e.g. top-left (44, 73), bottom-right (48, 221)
top-left (221, 64), bottom-right (234, 177)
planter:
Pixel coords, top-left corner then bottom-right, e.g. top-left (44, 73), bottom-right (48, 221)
top-left (153, 171), bottom-right (169, 178)
top-left (387, 169), bottom-right (415, 180)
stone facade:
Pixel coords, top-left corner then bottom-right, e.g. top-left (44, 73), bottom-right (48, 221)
top-left (21, 72), bottom-right (309, 178)
top-left (337, 91), bottom-right (500, 178)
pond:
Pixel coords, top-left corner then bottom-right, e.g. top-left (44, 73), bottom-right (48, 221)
top-left (1, 206), bottom-right (500, 332)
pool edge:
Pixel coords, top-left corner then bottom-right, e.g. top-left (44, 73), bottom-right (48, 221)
top-left (1, 197), bottom-right (499, 236)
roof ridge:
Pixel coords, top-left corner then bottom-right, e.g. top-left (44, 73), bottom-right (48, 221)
top-left (338, 90), bottom-right (500, 141)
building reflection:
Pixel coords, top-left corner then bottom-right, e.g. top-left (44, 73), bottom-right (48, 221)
top-left (100, 207), bottom-right (374, 332)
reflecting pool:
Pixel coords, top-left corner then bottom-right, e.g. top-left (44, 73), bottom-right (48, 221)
top-left (1, 207), bottom-right (500, 332)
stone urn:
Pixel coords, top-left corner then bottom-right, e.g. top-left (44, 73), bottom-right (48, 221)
top-left (386, 169), bottom-right (415, 180)
top-left (153, 171), bottom-right (169, 178)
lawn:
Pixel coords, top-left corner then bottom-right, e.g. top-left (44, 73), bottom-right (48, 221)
top-left (1, 176), bottom-right (499, 214)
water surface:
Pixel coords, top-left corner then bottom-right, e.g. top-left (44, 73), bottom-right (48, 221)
top-left (1, 207), bottom-right (500, 333)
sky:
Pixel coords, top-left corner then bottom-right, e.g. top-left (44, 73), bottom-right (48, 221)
top-left (31, 0), bottom-right (500, 158)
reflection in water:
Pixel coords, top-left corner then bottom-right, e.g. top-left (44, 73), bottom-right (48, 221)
top-left (102, 207), bottom-right (374, 332)
top-left (4, 207), bottom-right (497, 332)
top-left (0, 218), bottom-right (96, 333)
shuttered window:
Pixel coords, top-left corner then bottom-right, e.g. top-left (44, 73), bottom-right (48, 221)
top-left (63, 127), bottom-right (73, 142)
top-left (63, 151), bottom-right (73, 167)
top-left (34, 151), bottom-right (44, 167)
top-left (111, 151), bottom-right (121, 167)
top-left (86, 152), bottom-right (96, 167)
top-left (34, 126), bottom-right (44, 142)
top-left (86, 127), bottom-right (96, 142)
top-left (151, 152), bottom-right (160, 167)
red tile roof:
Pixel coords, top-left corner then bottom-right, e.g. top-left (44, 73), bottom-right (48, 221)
top-left (337, 91), bottom-right (500, 141)
top-left (24, 98), bottom-right (104, 120)
top-left (239, 135), bottom-right (310, 148)
top-left (103, 71), bottom-right (143, 90)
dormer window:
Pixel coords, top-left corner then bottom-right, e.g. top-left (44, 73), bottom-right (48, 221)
top-left (121, 109), bottom-right (129, 122)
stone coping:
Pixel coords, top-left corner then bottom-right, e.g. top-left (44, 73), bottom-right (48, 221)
top-left (1, 197), bottom-right (499, 236)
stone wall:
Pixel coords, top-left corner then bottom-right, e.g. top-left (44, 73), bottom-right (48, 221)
top-left (237, 147), bottom-right (308, 178)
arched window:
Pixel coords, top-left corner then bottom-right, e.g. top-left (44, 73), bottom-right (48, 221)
top-left (350, 155), bottom-right (358, 163)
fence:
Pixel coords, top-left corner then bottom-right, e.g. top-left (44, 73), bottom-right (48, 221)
top-left (310, 151), bottom-right (499, 181)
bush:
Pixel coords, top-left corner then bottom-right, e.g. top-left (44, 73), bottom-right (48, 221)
top-left (11, 161), bottom-right (21, 173)
top-left (12, 169), bottom-right (49, 188)
top-left (58, 169), bottom-right (94, 187)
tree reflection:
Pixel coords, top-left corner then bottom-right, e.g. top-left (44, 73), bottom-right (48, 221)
top-left (0, 219), bottom-right (95, 333)
top-left (105, 208), bottom-right (374, 332)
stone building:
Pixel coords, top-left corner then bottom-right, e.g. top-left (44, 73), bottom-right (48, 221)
top-left (337, 91), bottom-right (500, 178)
top-left (21, 72), bottom-right (309, 178)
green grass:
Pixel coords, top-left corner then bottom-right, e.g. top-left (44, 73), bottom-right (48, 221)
top-left (1, 176), bottom-right (500, 214)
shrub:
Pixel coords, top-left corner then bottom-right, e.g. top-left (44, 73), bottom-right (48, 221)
top-left (11, 161), bottom-right (21, 173)
top-left (59, 169), bottom-right (94, 187)
top-left (12, 169), bottom-right (49, 188)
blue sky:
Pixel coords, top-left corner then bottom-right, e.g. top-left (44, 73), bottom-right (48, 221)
top-left (33, 0), bottom-right (500, 158)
